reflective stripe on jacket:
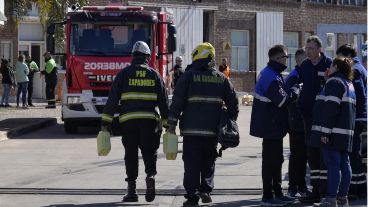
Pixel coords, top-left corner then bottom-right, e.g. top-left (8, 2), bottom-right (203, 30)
top-left (250, 64), bottom-right (296, 139)
top-left (101, 58), bottom-right (168, 125)
top-left (310, 73), bottom-right (356, 152)
top-left (168, 59), bottom-right (239, 137)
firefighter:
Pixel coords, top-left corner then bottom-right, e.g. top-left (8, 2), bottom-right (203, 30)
top-left (171, 56), bottom-right (184, 89)
top-left (101, 41), bottom-right (168, 203)
top-left (25, 55), bottom-right (39, 107)
top-left (336, 45), bottom-right (367, 199)
top-left (167, 42), bottom-right (239, 207)
top-left (250, 44), bottom-right (300, 207)
top-left (41, 52), bottom-right (58, 109)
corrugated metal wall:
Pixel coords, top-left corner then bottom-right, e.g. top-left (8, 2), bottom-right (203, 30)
top-left (169, 8), bottom-right (203, 68)
top-left (256, 12), bottom-right (283, 74)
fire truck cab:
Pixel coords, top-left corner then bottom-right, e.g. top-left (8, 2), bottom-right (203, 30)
top-left (46, 6), bottom-right (176, 133)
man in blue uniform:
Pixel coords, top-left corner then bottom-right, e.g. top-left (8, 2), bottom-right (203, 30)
top-left (285, 48), bottom-right (308, 198)
top-left (250, 44), bottom-right (301, 207)
top-left (167, 42), bottom-right (239, 207)
top-left (336, 45), bottom-right (367, 199)
top-left (298, 36), bottom-right (332, 203)
top-left (101, 41), bottom-right (168, 203)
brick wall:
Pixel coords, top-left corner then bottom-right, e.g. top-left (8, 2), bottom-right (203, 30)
top-left (85, 0), bottom-right (366, 92)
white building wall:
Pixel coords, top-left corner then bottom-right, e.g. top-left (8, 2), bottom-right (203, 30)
top-left (256, 12), bottom-right (283, 74)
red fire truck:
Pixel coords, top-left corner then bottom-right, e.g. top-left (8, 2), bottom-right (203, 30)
top-left (46, 6), bottom-right (176, 133)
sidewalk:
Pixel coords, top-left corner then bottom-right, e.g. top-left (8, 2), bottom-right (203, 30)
top-left (0, 101), bottom-right (58, 141)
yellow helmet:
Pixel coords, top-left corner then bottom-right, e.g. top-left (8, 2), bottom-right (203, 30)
top-left (191, 42), bottom-right (215, 62)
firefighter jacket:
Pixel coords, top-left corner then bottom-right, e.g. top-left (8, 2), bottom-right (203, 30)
top-left (352, 57), bottom-right (367, 123)
top-left (101, 58), bottom-right (168, 126)
top-left (250, 60), bottom-right (300, 139)
top-left (285, 66), bottom-right (304, 134)
top-left (167, 59), bottom-right (239, 137)
top-left (310, 73), bottom-right (356, 152)
top-left (298, 53), bottom-right (332, 121)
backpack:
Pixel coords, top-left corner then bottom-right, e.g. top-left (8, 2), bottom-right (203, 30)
top-left (217, 106), bottom-right (239, 157)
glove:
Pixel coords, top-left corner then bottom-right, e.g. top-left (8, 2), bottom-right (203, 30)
top-left (167, 125), bottom-right (176, 135)
top-left (101, 125), bottom-right (111, 133)
top-left (290, 83), bottom-right (302, 101)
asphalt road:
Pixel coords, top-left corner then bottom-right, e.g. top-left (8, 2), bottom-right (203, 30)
top-left (0, 106), bottom-right (366, 207)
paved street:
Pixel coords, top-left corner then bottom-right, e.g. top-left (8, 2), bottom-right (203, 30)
top-left (0, 105), bottom-right (366, 206)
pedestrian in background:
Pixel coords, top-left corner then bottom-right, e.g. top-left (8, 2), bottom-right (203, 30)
top-left (285, 48), bottom-right (308, 198)
top-left (310, 57), bottom-right (355, 207)
top-left (336, 45), bottom-right (367, 199)
top-left (101, 41), bottom-right (168, 203)
top-left (167, 42), bottom-right (239, 207)
top-left (250, 44), bottom-right (301, 206)
top-left (41, 52), bottom-right (57, 109)
top-left (218, 58), bottom-right (230, 79)
top-left (14, 54), bottom-right (29, 109)
top-left (25, 55), bottom-right (39, 107)
top-left (298, 36), bottom-right (332, 204)
top-left (0, 59), bottom-right (12, 107)
top-left (172, 56), bottom-right (184, 89)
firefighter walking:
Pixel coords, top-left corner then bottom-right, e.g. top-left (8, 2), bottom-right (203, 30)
top-left (41, 52), bottom-right (58, 109)
top-left (101, 41), bottom-right (168, 203)
top-left (167, 42), bottom-right (239, 207)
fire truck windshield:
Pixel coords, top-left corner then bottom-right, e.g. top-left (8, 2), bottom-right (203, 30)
top-left (70, 22), bottom-right (151, 56)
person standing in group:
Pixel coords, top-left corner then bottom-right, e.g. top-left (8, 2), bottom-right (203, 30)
top-left (0, 59), bottom-right (13, 107)
top-left (14, 54), bottom-right (29, 109)
top-left (41, 52), bottom-right (57, 109)
top-left (336, 45), bottom-right (367, 199)
top-left (25, 55), bottom-right (39, 107)
top-left (167, 42), bottom-right (239, 207)
top-left (285, 48), bottom-right (308, 198)
top-left (218, 58), bottom-right (230, 79)
top-left (298, 36), bottom-right (332, 204)
top-left (101, 41), bottom-right (168, 203)
top-left (250, 44), bottom-right (301, 207)
top-left (171, 56), bottom-right (184, 89)
top-left (310, 57), bottom-right (356, 207)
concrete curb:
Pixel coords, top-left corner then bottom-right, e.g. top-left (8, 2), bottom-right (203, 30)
top-left (3, 118), bottom-right (57, 139)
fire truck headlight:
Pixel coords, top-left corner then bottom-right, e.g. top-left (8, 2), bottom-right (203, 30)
top-left (67, 96), bottom-right (81, 104)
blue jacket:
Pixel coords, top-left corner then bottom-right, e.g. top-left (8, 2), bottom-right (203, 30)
top-left (310, 73), bottom-right (356, 152)
top-left (101, 58), bottom-right (168, 125)
top-left (298, 53), bottom-right (332, 121)
top-left (352, 57), bottom-right (367, 123)
top-left (168, 59), bottom-right (239, 137)
top-left (285, 66), bottom-right (304, 134)
top-left (250, 61), bottom-right (299, 139)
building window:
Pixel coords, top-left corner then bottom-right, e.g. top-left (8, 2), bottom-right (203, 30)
top-left (284, 32), bottom-right (299, 72)
top-left (231, 30), bottom-right (249, 71)
top-left (1, 41), bottom-right (13, 64)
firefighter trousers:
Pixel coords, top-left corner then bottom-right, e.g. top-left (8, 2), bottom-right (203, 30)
top-left (182, 136), bottom-right (217, 202)
top-left (121, 119), bottom-right (160, 182)
top-left (45, 78), bottom-right (57, 106)
top-left (262, 138), bottom-right (284, 199)
top-left (349, 122), bottom-right (367, 197)
top-left (288, 131), bottom-right (308, 192)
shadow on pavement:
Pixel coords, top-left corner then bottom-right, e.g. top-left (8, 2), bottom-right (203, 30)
top-left (41, 203), bottom-right (151, 207)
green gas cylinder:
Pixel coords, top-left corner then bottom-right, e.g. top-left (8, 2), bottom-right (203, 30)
top-left (163, 132), bottom-right (178, 160)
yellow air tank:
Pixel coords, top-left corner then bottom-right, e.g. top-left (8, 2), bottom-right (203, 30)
top-left (163, 132), bottom-right (178, 160)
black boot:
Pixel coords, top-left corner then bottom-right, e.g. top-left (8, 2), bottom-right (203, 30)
top-left (145, 176), bottom-right (156, 202)
top-left (122, 181), bottom-right (138, 202)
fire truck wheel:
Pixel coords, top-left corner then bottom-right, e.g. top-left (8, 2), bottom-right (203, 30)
top-left (64, 120), bottom-right (78, 134)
